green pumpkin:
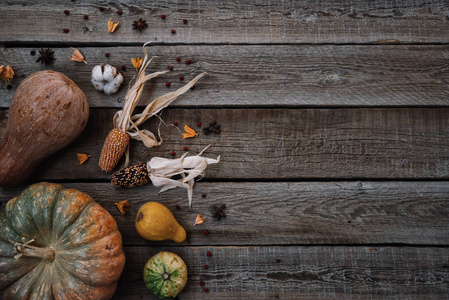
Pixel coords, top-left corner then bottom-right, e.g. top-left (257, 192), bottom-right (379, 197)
top-left (0, 182), bottom-right (126, 300)
top-left (144, 251), bottom-right (188, 299)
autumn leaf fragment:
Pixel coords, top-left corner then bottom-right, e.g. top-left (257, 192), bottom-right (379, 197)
top-left (76, 153), bottom-right (91, 164)
top-left (183, 125), bottom-right (198, 139)
top-left (68, 47), bottom-right (87, 64)
top-left (115, 200), bottom-right (131, 215)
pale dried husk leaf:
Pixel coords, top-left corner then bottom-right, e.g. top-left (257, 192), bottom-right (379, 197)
top-left (146, 146), bottom-right (220, 207)
top-left (112, 42), bottom-right (206, 166)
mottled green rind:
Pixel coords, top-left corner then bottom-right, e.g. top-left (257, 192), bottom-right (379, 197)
top-left (144, 251), bottom-right (188, 299)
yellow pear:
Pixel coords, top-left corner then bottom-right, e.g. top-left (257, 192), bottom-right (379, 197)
top-left (135, 202), bottom-right (186, 243)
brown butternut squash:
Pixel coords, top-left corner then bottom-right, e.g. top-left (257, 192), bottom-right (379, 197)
top-left (0, 71), bottom-right (89, 187)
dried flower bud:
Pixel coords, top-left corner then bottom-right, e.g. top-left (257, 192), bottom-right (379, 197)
top-left (115, 200), bottom-right (131, 215)
top-left (76, 153), bottom-right (91, 164)
top-left (68, 47), bottom-right (87, 64)
top-left (0, 65), bottom-right (15, 83)
top-left (108, 20), bottom-right (119, 33)
top-left (131, 57), bottom-right (143, 71)
top-left (182, 124), bottom-right (198, 139)
top-left (194, 214), bottom-right (205, 226)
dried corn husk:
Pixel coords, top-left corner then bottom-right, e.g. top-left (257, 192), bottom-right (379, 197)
top-left (146, 146), bottom-right (220, 207)
top-left (110, 42), bottom-right (206, 167)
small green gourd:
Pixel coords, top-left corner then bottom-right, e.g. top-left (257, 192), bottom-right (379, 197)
top-left (144, 251), bottom-right (188, 299)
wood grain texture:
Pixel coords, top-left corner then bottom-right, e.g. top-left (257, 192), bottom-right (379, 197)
top-left (111, 246), bottom-right (449, 299)
top-left (1, 45), bottom-right (449, 107)
top-left (2, 181), bottom-right (449, 246)
top-left (1, 0), bottom-right (448, 44)
top-left (0, 108), bottom-right (446, 181)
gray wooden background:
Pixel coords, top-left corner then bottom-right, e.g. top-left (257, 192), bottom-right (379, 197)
top-left (1, 0), bottom-right (449, 299)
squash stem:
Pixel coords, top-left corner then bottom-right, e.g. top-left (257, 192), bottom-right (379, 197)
top-left (10, 238), bottom-right (55, 263)
top-left (162, 273), bottom-right (170, 281)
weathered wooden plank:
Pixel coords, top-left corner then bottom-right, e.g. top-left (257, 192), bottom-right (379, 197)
top-left (1, 181), bottom-right (449, 246)
top-left (1, 0), bottom-right (448, 44)
top-left (1, 45), bottom-right (449, 107)
top-left (111, 245), bottom-right (449, 299)
top-left (0, 108), bottom-right (446, 181)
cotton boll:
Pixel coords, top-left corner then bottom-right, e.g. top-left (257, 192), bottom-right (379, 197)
top-left (92, 79), bottom-right (105, 91)
top-left (103, 72), bottom-right (123, 95)
top-left (103, 64), bottom-right (118, 82)
top-left (91, 65), bottom-right (104, 82)
top-left (91, 64), bottom-right (123, 95)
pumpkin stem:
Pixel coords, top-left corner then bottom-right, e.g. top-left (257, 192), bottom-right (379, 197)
top-left (10, 237), bottom-right (55, 263)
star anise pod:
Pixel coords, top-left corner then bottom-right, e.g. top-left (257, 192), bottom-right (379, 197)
top-left (36, 48), bottom-right (55, 64)
top-left (132, 18), bottom-right (148, 31)
top-left (213, 204), bottom-right (226, 220)
top-left (203, 121), bottom-right (221, 134)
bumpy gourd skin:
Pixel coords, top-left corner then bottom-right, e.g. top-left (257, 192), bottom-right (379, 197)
top-left (0, 182), bottom-right (126, 300)
top-left (144, 251), bottom-right (188, 299)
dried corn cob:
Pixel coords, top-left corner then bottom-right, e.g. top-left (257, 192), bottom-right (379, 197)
top-left (99, 128), bottom-right (130, 172)
top-left (111, 163), bottom-right (150, 188)
top-left (99, 42), bottom-right (206, 173)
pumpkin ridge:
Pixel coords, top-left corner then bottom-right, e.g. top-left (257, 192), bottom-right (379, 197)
top-left (51, 245), bottom-right (120, 299)
top-left (167, 282), bottom-right (174, 297)
top-left (146, 260), bottom-right (164, 275)
top-left (3, 260), bottom-right (46, 299)
top-left (167, 252), bottom-right (176, 271)
top-left (53, 201), bottom-right (96, 249)
top-left (59, 231), bottom-right (123, 258)
top-left (51, 259), bottom-right (99, 300)
top-left (0, 258), bottom-right (40, 292)
top-left (6, 209), bottom-right (43, 247)
top-left (55, 256), bottom-right (121, 290)
top-left (51, 189), bottom-right (92, 246)
top-left (29, 183), bottom-right (64, 246)
top-left (0, 211), bottom-right (23, 247)
top-left (24, 202), bottom-right (44, 246)
top-left (171, 280), bottom-right (183, 290)
top-left (4, 183), bottom-right (65, 247)
top-left (0, 214), bottom-right (42, 291)
top-left (29, 262), bottom-right (52, 299)
top-left (57, 202), bottom-right (118, 250)
top-left (1, 257), bottom-right (41, 291)
top-left (161, 252), bottom-right (166, 273)
top-left (41, 183), bottom-right (67, 245)
top-left (4, 196), bottom-right (39, 244)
